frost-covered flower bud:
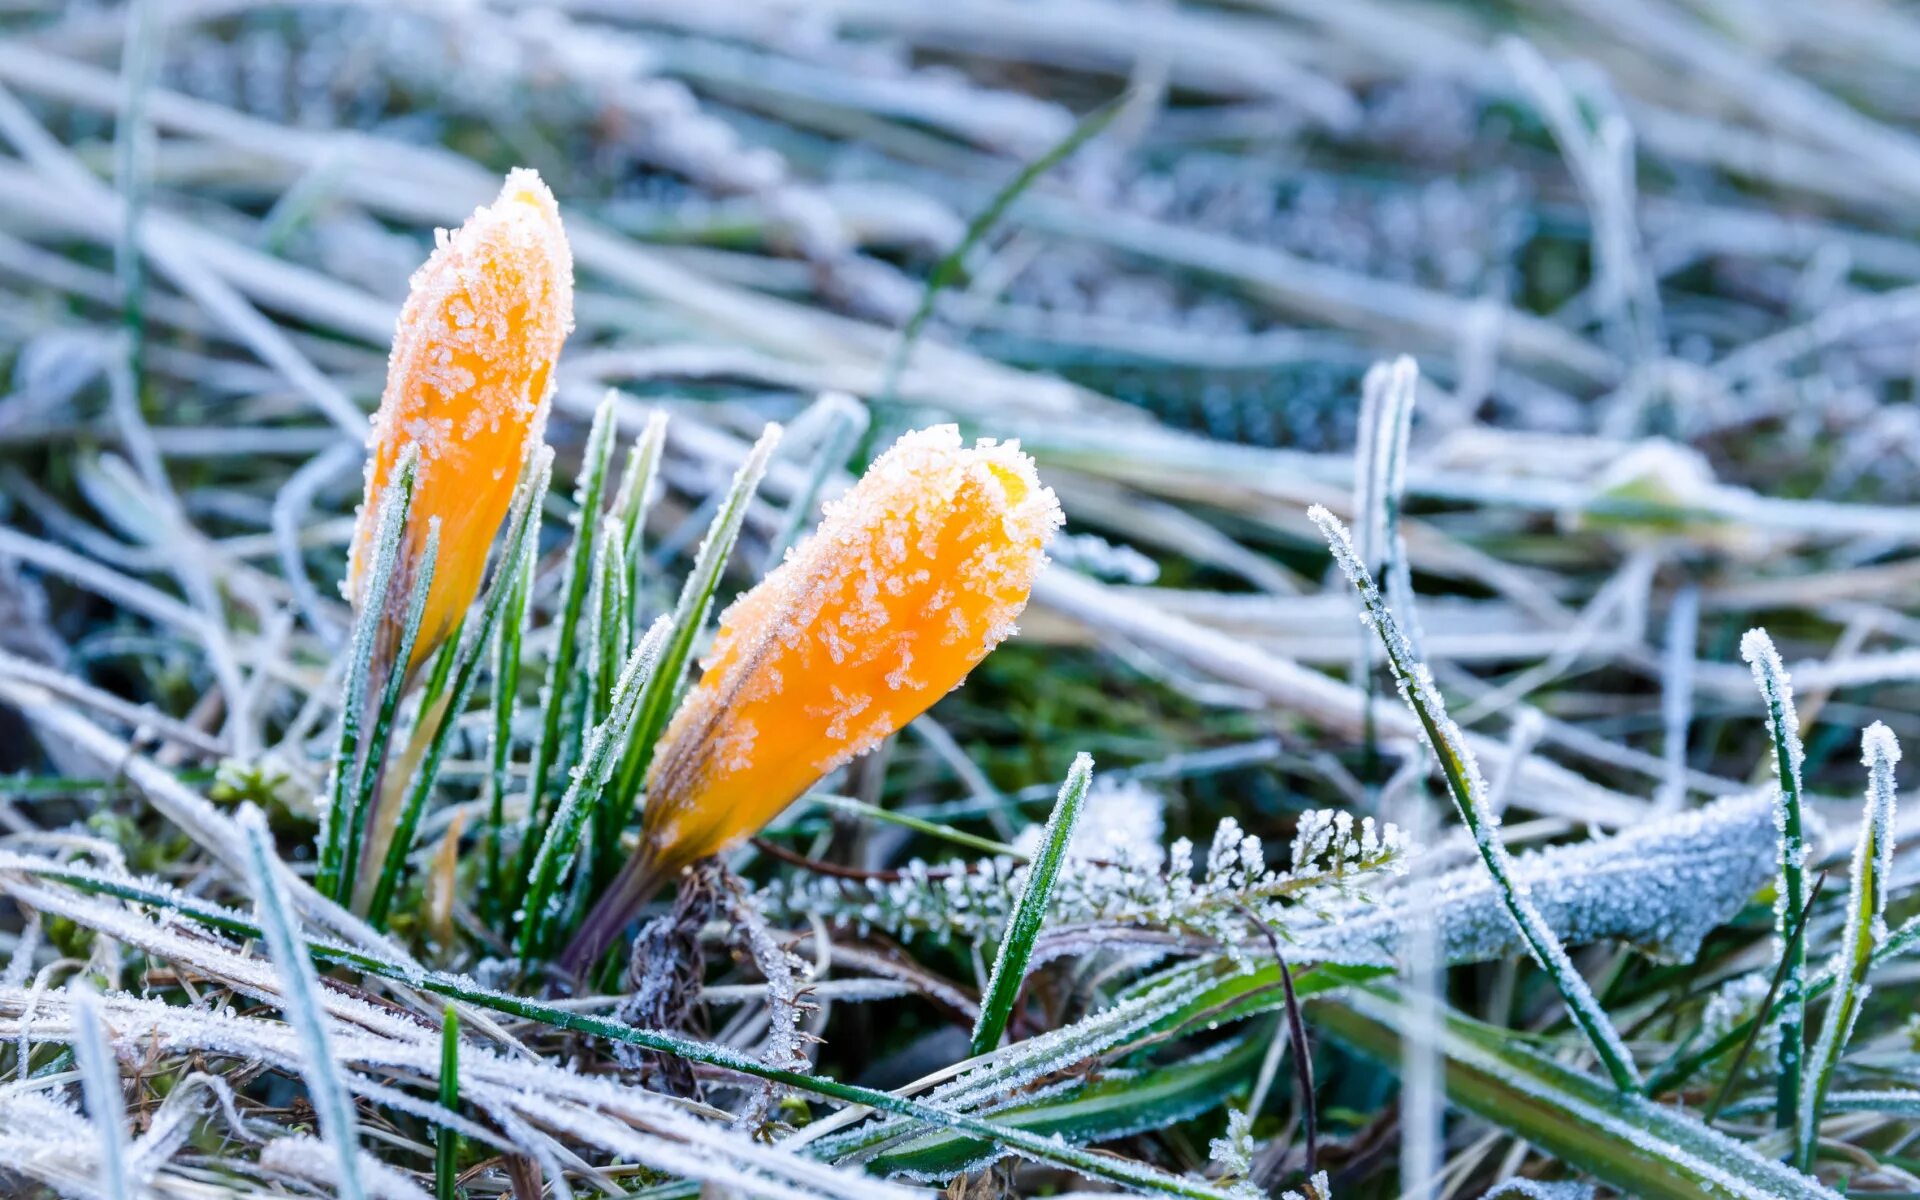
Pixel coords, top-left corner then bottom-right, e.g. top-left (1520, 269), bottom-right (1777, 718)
top-left (566, 425), bottom-right (1062, 972)
top-left (348, 168), bottom-right (574, 679)
top-left (648, 423), bottom-right (1062, 862)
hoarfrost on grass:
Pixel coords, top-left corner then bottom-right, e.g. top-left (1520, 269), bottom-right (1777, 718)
top-left (762, 803), bottom-right (1407, 959)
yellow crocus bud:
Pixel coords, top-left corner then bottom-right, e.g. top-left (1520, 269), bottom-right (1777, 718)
top-left (565, 425), bottom-right (1062, 972)
top-left (348, 168), bottom-right (574, 679)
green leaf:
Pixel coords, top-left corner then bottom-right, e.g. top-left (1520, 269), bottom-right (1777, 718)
top-left (483, 496), bottom-right (539, 924)
top-left (1741, 627), bottom-right (1810, 1135)
top-left (340, 521), bottom-right (438, 906)
top-left (1313, 985), bottom-right (1838, 1200)
top-left (1798, 722), bottom-right (1899, 1168)
top-left (437, 1004), bottom-right (460, 1200)
top-left (586, 532), bottom-right (633, 886)
top-left (971, 753), bottom-right (1093, 1056)
top-left (518, 616), bottom-right (671, 964)
top-left (318, 446), bottom-right (418, 902)
top-left (510, 390), bottom-right (621, 913)
top-left (608, 424), bottom-right (781, 818)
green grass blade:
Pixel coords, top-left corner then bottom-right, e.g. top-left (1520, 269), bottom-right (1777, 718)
top-left (587, 533), bottom-right (634, 887)
top-left (1310, 505), bottom-right (1641, 1093)
top-left (483, 490), bottom-right (540, 923)
top-left (971, 752), bottom-right (1092, 1056)
top-left (1798, 722), bottom-right (1899, 1168)
top-left (319, 446), bottom-right (419, 902)
top-left (1741, 628), bottom-right (1810, 1131)
top-left (1730, 1090), bottom-right (1920, 1120)
top-left (1650, 908), bottom-right (1920, 1093)
top-left (365, 451), bottom-right (554, 931)
top-left (240, 804), bottom-right (365, 1200)
top-left (882, 95), bottom-right (1127, 398)
top-left (615, 409), bottom-right (669, 640)
top-left (591, 530), bottom-right (630, 728)
top-left (1312, 985), bottom-right (1836, 1200)
top-left (511, 391), bottom-right (620, 909)
top-left (609, 424), bottom-right (781, 816)
top-left (1706, 874), bottom-right (1825, 1125)
top-left (437, 1004), bottom-right (460, 1200)
top-left (340, 521), bottom-right (439, 906)
top-left (808, 792), bottom-right (1023, 859)
top-left (519, 616), bottom-right (670, 963)
top-left (1351, 357), bottom-right (1420, 780)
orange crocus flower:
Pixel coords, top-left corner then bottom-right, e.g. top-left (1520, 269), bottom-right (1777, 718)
top-left (565, 425), bottom-right (1062, 971)
top-left (347, 168), bottom-right (574, 681)
top-left (342, 168), bottom-right (571, 910)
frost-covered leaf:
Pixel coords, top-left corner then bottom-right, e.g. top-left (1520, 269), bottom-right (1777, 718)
top-left (1315, 986), bottom-right (1841, 1200)
top-left (1290, 792), bottom-right (1777, 968)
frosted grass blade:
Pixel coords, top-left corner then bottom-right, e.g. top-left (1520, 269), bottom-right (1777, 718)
top-left (1314, 986), bottom-right (1836, 1200)
top-left (241, 804), bottom-right (364, 1200)
top-left (340, 520), bottom-right (438, 906)
top-left (762, 392), bottom-right (869, 572)
top-left (519, 616), bottom-right (670, 963)
top-left (18, 854), bottom-right (1915, 1200)
top-left (71, 983), bottom-right (130, 1200)
top-left (870, 1038), bottom-right (1262, 1178)
top-left (1650, 909), bottom-right (1920, 1093)
top-left (587, 533), bottom-right (634, 887)
top-left (318, 446), bottom-right (418, 901)
top-left (1310, 504), bottom-right (1640, 1093)
top-left (971, 752), bottom-right (1092, 1056)
top-left (1741, 627), bottom-right (1810, 1131)
top-left (5, 854), bottom-right (1233, 1200)
top-left (437, 1004), bottom-right (460, 1200)
top-left (614, 409), bottom-right (669, 639)
top-left (513, 390), bottom-right (619, 906)
top-left (1797, 722), bottom-right (1898, 1168)
top-left (483, 488), bottom-right (540, 922)
top-left (610, 424), bottom-right (781, 811)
